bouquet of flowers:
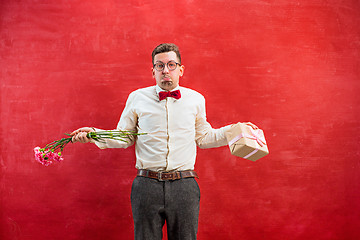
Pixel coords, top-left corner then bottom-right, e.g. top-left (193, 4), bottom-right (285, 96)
top-left (34, 130), bottom-right (142, 166)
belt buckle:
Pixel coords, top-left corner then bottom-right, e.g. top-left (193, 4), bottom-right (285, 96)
top-left (158, 172), bottom-right (165, 181)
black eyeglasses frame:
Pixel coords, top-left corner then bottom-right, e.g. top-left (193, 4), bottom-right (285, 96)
top-left (153, 61), bottom-right (181, 71)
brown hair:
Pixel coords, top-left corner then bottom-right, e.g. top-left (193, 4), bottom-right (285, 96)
top-left (152, 43), bottom-right (181, 64)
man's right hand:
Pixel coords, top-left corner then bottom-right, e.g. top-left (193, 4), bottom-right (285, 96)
top-left (70, 127), bottom-right (95, 143)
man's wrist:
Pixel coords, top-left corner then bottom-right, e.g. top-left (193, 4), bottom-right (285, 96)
top-left (88, 127), bottom-right (96, 143)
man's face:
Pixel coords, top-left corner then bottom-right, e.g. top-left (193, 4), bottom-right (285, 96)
top-left (152, 51), bottom-right (184, 91)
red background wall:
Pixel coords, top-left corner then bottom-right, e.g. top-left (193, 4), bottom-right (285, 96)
top-left (1, 0), bottom-right (360, 239)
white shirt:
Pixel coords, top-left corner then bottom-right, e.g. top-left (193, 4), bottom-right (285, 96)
top-left (94, 85), bottom-right (231, 171)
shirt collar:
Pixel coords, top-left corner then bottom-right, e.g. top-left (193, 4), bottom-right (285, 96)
top-left (155, 85), bottom-right (180, 95)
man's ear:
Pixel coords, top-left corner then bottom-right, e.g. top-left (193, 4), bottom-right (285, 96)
top-left (179, 65), bottom-right (185, 77)
top-left (152, 68), bottom-right (155, 78)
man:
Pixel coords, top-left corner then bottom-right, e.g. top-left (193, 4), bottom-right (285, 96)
top-left (71, 43), bottom-right (258, 240)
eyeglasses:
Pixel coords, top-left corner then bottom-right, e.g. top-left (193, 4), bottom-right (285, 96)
top-left (153, 61), bottom-right (181, 71)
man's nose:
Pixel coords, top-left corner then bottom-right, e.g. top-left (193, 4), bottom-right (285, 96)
top-left (162, 64), bottom-right (170, 73)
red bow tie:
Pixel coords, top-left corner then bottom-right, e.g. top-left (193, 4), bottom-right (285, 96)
top-left (159, 90), bottom-right (181, 101)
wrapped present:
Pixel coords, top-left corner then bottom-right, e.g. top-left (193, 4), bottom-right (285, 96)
top-left (225, 122), bottom-right (269, 161)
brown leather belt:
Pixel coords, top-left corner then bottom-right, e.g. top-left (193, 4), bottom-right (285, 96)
top-left (137, 169), bottom-right (199, 181)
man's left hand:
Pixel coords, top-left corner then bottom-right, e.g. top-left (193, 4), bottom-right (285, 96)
top-left (243, 122), bottom-right (259, 130)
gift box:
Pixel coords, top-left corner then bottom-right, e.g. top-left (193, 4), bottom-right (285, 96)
top-left (225, 123), bottom-right (269, 161)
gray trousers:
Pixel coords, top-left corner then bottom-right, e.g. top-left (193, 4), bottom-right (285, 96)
top-left (131, 176), bottom-right (200, 240)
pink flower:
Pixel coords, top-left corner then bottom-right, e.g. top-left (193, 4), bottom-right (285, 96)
top-left (52, 151), bottom-right (64, 162)
top-left (33, 147), bottom-right (63, 166)
top-left (34, 147), bottom-right (51, 166)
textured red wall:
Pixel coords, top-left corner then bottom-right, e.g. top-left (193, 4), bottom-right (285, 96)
top-left (1, 1), bottom-right (360, 239)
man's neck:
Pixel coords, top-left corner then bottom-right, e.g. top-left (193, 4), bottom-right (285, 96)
top-left (156, 84), bottom-right (180, 92)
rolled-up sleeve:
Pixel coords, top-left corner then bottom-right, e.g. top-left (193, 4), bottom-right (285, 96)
top-left (195, 97), bottom-right (232, 149)
top-left (93, 92), bottom-right (138, 149)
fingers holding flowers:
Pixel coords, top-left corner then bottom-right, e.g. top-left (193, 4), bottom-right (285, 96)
top-left (72, 132), bottom-right (89, 143)
top-left (71, 127), bottom-right (95, 143)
